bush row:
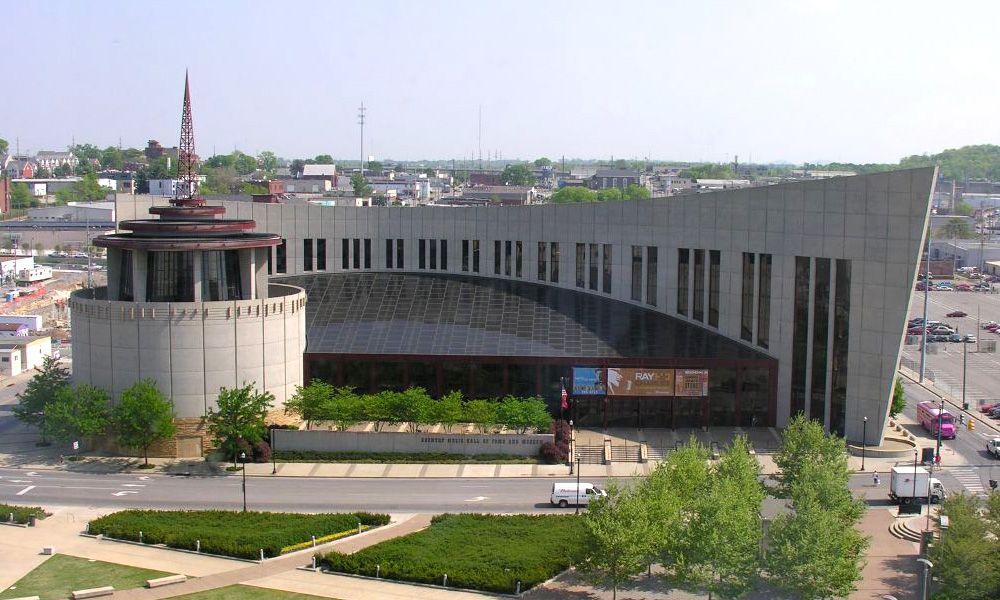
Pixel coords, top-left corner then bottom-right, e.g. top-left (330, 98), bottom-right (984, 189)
top-left (0, 503), bottom-right (49, 524)
top-left (286, 384), bottom-right (552, 434)
top-left (319, 513), bottom-right (588, 594)
top-left (273, 450), bottom-right (538, 464)
top-left (88, 510), bottom-right (390, 559)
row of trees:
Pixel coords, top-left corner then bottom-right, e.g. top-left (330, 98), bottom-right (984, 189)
top-left (580, 416), bottom-right (868, 600)
top-left (930, 493), bottom-right (1000, 599)
top-left (550, 185), bottom-right (651, 204)
top-left (284, 380), bottom-right (551, 434)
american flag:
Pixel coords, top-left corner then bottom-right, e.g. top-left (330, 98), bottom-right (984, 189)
top-left (560, 384), bottom-right (569, 410)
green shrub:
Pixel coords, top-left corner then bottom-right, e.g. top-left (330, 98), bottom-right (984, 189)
top-left (319, 513), bottom-right (588, 593)
top-left (88, 510), bottom-right (389, 559)
top-left (273, 450), bottom-right (538, 464)
top-left (0, 503), bottom-right (49, 524)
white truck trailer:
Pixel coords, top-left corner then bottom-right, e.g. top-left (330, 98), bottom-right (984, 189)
top-left (889, 465), bottom-right (945, 505)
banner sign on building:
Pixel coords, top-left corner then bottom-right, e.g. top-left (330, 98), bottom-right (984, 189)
top-left (572, 367), bottom-right (607, 395)
top-left (675, 369), bottom-right (710, 397)
top-left (607, 368), bottom-right (676, 396)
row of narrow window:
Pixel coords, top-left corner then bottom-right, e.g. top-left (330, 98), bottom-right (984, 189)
top-left (740, 252), bottom-right (772, 349)
top-left (677, 248), bottom-right (720, 328)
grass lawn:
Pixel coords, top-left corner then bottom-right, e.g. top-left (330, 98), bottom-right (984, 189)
top-left (87, 510), bottom-right (389, 559)
top-left (319, 513), bottom-right (588, 594)
top-left (173, 585), bottom-right (337, 600)
top-left (0, 554), bottom-right (173, 600)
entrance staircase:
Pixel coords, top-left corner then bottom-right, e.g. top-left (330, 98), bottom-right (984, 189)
top-left (889, 516), bottom-right (933, 543)
top-left (575, 445), bottom-right (605, 464)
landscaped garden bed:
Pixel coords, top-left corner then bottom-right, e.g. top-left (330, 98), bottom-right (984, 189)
top-left (273, 450), bottom-right (538, 464)
top-left (87, 510), bottom-right (390, 560)
top-left (317, 513), bottom-right (588, 594)
top-left (0, 503), bottom-right (49, 525)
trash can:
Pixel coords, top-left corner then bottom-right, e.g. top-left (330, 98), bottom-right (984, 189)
top-left (921, 447), bottom-right (936, 465)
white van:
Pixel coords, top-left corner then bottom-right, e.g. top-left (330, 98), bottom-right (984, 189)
top-left (551, 482), bottom-right (606, 508)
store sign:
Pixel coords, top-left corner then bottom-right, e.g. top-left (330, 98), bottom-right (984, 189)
top-left (572, 367), bottom-right (607, 395)
top-left (675, 369), bottom-right (709, 397)
top-left (607, 368), bottom-right (675, 396)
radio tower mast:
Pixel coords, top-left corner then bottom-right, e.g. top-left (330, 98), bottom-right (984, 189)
top-left (177, 70), bottom-right (197, 201)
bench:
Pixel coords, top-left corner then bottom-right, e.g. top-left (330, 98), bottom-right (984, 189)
top-left (70, 587), bottom-right (114, 599)
top-left (146, 574), bottom-right (187, 588)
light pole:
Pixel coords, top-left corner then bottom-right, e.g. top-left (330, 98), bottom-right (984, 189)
top-left (240, 451), bottom-right (247, 512)
top-left (936, 398), bottom-right (944, 463)
top-left (916, 558), bottom-right (933, 600)
top-left (913, 450), bottom-right (919, 513)
top-left (861, 417), bottom-right (868, 472)
top-left (962, 339), bottom-right (969, 410)
top-left (270, 427), bottom-right (277, 475)
top-left (575, 454), bottom-right (581, 515)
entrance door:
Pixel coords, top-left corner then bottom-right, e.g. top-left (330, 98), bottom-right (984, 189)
top-left (674, 398), bottom-right (704, 429)
top-left (606, 398), bottom-right (639, 428)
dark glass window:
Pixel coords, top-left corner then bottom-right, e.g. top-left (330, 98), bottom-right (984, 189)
top-left (267, 246), bottom-right (272, 275)
top-left (576, 243), bottom-right (586, 288)
top-left (740, 367), bottom-right (771, 428)
top-left (603, 244), bottom-right (612, 293)
top-left (353, 238), bottom-right (361, 269)
top-left (588, 244), bottom-right (599, 290)
top-left (473, 240), bottom-right (480, 273)
top-left (462, 240), bottom-right (469, 272)
top-left (631, 245), bottom-right (643, 301)
top-left (441, 240), bottom-right (448, 270)
top-left (419, 239), bottom-right (427, 269)
top-left (375, 363), bottom-right (406, 392)
top-left (709, 368), bottom-right (737, 426)
top-left (342, 361), bottom-right (372, 394)
top-left (509, 364), bottom-right (538, 397)
top-left (757, 254), bottom-right (772, 349)
top-left (790, 256), bottom-right (811, 418)
top-left (396, 239), bottom-right (404, 269)
top-left (741, 253), bottom-right (755, 341)
top-left (276, 238), bottom-right (287, 274)
top-left (538, 242), bottom-right (547, 281)
top-left (364, 239), bottom-right (371, 269)
top-left (430, 239), bottom-right (437, 270)
top-left (146, 251), bottom-right (194, 302)
top-left (408, 362), bottom-right (439, 397)
top-left (341, 239), bottom-right (349, 270)
top-left (677, 248), bottom-right (689, 316)
top-left (505, 241), bottom-right (512, 276)
top-left (386, 239), bottom-right (394, 268)
top-left (830, 259), bottom-right (851, 436)
top-left (202, 250), bottom-right (243, 301)
top-left (647, 246), bottom-right (659, 306)
top-left (442, 362), bottom-right (469, 397)
top-left (550, 242), bottom-right (560, 282)
top-left (316, 239), bottom-right (326, 271)
top-left (303, 239), bottom-right (313, 272)
top-left (494, 240), bottom-right (501, 275)
top-left (471, 363), bottom-right (504, 399)
top-left (693, 249), bottom-right (705, 321)
top-left (119, 249), bottom-right (134, 301)
top-left (515, 241), bottom-right (522, 277)
top-left (811, 258), bottom-right (831, 424)
top-left (708, 250), bottom-right (720, 326)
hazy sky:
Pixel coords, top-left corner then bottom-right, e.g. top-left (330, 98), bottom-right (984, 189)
top-left (3, 0), bottom-right (998, 164)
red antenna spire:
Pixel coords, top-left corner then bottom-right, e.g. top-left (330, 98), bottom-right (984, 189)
top-left (176, 70), bottom-right (197, 201)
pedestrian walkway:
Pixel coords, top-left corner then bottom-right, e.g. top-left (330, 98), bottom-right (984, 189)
top-left (950, 467), bottom-right (987, 494)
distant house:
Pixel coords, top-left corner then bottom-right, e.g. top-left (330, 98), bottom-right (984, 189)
top-left (144, 140), bottom-right (179, 161)
top-left (0, 336), bottom-right (52, 376)
top-left (34, 151), bottom-right (79, 173)
top-left (461, 186), bottom-right (536, 205)
top-left (3, 156), bottom-right (36, 179)
top-left (301, 165), bottom-right (337, 182)
top-left (470, 172), bottom-right (502, 186)
top-left (0, 323), bottom-right (28, 337)
top-left (591, 169), bottom-right (643, 190)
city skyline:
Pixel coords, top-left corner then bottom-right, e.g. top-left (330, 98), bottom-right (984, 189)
top-left (3, 0), bottom-right (998, 165)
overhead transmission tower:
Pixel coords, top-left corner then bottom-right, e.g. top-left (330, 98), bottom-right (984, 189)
top-left (358, 102), bottom-right (366, 175)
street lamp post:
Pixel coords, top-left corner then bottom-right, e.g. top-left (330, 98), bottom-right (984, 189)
top-left (913, 450), bottom-right (919, 514)
top-left (270, 427), bottom-right (277, 475)
top-left (963, 340), bottom-right (969, 410)
top-left (916, 558), bottom-right (933, 600)
top-left (575, 454), bottom-right (581, 515)
top-left (861, 417), bottom-right (868, 472)
top-left (240, 451), bottom-right (247, 512)
top-left (936, 398), bottom-right (944, 463)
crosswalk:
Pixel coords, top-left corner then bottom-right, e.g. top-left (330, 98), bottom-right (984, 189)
top-left (950, 467), bottom-right (987, 495)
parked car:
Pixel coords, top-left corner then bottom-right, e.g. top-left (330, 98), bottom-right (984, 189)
top-left (947, 311), bottom-right (968, 317)
top-left (980, 403), bottom-right (1000, 413)
top-left (930, 327), bottom-right (955, 335)
top-left (949, 333), bottom-right (963, 342)
top-left (982, 321), bottom-right (998, 330)
top-left (907, 327), bottom-right (927, 335)
top-left (987, 438), bottom-right (1000, 458)
top-left (935, 285), bottom-right (953, 291)
top-left (966, 335), bottom-right (978, 343)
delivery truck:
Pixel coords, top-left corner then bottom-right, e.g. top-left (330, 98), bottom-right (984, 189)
top-left (889, 465), bottom-right (945, 505)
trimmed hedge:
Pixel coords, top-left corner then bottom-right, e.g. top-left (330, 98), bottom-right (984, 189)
top-left (0, 503), bottom-right (49, 524)
top-left (318, 513), bottom-right (588, 594)
top-left (274, 450), bottom-right (538, 464)
top-left (88, 510), bottom-right (389, 560)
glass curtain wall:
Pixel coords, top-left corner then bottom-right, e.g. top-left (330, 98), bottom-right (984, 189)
top-left (202, 250), bottom-right (243, 301)
top-left (146, 251), bottom-right (195, 302)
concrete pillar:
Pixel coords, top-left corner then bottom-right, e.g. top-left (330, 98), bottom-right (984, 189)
top-left (133, 249), bottom-right (148, 302)
top-left (254, 247), bottom-right (269, 299)
top-left (192, 251), bottom-right (203, 302)
top-left (239, 248), bottom-right (253, 300)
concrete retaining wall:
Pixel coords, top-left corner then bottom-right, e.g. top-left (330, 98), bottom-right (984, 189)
top-left (274, 429), bottom-right (553, 456)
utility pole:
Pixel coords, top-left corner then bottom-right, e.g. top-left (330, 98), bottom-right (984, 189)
top-left (358, 102), bottom-right (366, 176)
top-left (919, 227), bottom-right (931, 382)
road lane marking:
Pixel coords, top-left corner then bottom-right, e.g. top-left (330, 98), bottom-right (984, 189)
top-left (120, 484), bottom-right (146, 488)
top-left (138, 476), bottom-right (151, 481)
top-left (951, 468), bottom-right (986, 494)
top-left (465, 496), bottom-right (488, 502)
top-left (15, 485), bottom-right (34, 495)
top-left (25, 471), bottom-right (38, 476)
top-left (8, 479), bottom-right (32, 483)
top-left (111, 491), bottom-right (138, 496)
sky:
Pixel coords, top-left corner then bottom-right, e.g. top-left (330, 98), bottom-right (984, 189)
top-left (3, 0), bottom-right (999, 165)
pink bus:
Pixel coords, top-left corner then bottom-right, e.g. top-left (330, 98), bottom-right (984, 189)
top-left (917, 401), bottom-right (957, 439)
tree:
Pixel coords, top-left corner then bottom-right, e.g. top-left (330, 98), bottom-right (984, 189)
top-left (0, 138), bottom-right (7, 154)
top-left (257, 151), bottom-right (278, 174)
top-left (597, 188), bottom-right (623, 202)
top-left (550, 186), bottom-right (598, 203)
top-left (10, 183), bottom-right (37, 209)
top-left (113, 379), bottom-right (177, 466)
top-left (13, 356), bottom-right (70, 443)
top-left (890, 378), bottom-right (906, 417)
top-left (495, 397), bottom-right (551, 433)
top-left (453, 171), bottom-right (469, 185)
top-left (581, 481), bottom-right (653, 600)
top-left (100, 146), bottom-right (123, 171)
top-left (314, 154), bottom-right (334, 165)
top-left (200, 166), bottom-right (239, 195)
top-left (430, 391), bottom-right (464, 432)
top-left (285, 379), bottom-right (334, 429)
top-left (55, 173), bottom-right (112, 204)
top-left (929, 494), bottom-right (1000, 600)
top-left (774, 414), bottom-right (848, 498)
top-left (533, 157), bottom-right (552, 168)
top-left (366, 161), bottom-right (383, 175)
top-left (389, 388), bottom-right (432, 432)
top-left (623, 184), bottom-right (651, 200)
top-left (232, 151), bottom-right (258, 176)
top-left (351, 173), bottom-right (372, 197)
top-left (500, 164), bottom-right (536, 186)
top-left (53, 163), bottom-right (72, 178)
top-left (44, 384), bottom-right (111, 445)
top-left (941, 217), bottom-right (974, 239)
top-left (463, 399), bottom-right (498, 434)
top-left (206, 383), bottom-right (273, 461)
top-left (680, 163), bottom-right (736, 180)
top-left (327, 387), bottom-right (363, 431)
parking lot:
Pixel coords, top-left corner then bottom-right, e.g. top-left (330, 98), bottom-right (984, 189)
top-left (904, 280), bottom-right (1000, 409)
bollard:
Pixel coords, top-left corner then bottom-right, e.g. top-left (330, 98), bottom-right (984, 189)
top-left (517, 580), bottom-right (521, 594)
top-left (376, 564), bottom-right (380, 578)
top-left (443, 574), bottom-right (448, 587)
top-left (312, 556), bottom-right (317, 570)
top-left (139, 531), bottom-right (143, 543)
top-left (85, 522), bottom-right (89, 534)
top-left (28, 514), bottom-right (36, 527)
top-left (8, 512), bottom-right (13, 523)
top-left (358, 522), bottom-right (362, 535)
top-left (312, 535), bottom-right (316, 547)
top-left (196, 540), bottom-right (200, 552)
top-left (260, 549), bottom-right (265, 561)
